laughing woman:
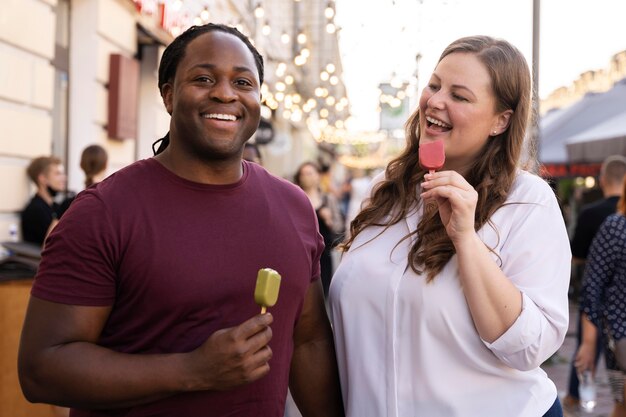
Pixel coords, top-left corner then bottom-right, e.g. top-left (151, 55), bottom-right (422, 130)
top-left (329, 36), bottom-right (570, 417)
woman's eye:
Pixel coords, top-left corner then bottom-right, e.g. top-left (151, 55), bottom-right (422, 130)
top-left (427, 83), bottom-right (440, 91)
top-left (452, 93), bottom-right (468, 102)
top-left (196, 76), bottom-right (212, 83)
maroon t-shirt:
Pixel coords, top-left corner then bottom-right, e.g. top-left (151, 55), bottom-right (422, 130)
top-left (32, 158), bottom-right (324, 417)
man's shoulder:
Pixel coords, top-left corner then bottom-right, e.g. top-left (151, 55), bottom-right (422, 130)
top-left (578, 197), bottom-right (617, 219)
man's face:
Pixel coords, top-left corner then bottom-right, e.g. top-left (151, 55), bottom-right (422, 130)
top-left (42, 163), bottom-right (66, 192)
top-left (161, 31), bottom-right (261, 162)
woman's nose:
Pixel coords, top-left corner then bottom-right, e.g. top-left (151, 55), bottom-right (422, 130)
top-left (427, 90), bottom-right (445, 110)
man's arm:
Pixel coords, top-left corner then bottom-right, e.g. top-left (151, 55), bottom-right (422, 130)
top-left (18, 296), bottom-right (273, 409)
top-left (289, 280), bottom-right (344, 417)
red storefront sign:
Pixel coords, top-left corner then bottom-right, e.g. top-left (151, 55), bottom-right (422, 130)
top-left (539, 163), bottom-right (602, 179)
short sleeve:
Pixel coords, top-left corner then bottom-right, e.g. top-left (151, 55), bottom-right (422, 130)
top-left (31, 191), bottom-right (119, 306)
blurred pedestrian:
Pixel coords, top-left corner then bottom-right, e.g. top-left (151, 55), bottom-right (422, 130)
top-left (242, 141), bottom-right (262, 165)
top-left (18, 23), bottom-right (342, 417)
top-left (20, 156), bottom-right (68, 246)
top-left (330, 35), bottom-right (570, 416)
top-left (576, 173), bottom-right (626, 417)
top-left (295, 161), bottom-right (344, 297)
top-left (80, 144), bottom-right (109, 188)
top-left (343, 167), bottom-right (371, 234)
top-left (564, 154), bottom-right (626, 410)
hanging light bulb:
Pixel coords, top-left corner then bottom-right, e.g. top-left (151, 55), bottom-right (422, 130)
top-left (324, 2), bottom-right (335, 19)
top-left (193, 17), bottom-right (202, 26)
top-left (329, 75), bottom-right (339, 85)
top-left (297, 31), bottom-right (307, 44)
top-left (326, 63), bottom-right (336, 73)
top-left (276, 62), bottom-right (287, 77)
top-left (254, 3), bottom-right (265, 19)
top-left (281, 31), bottom-right (290, 44)
top-left (285, 75), bottom-right (294, 85)
top-left (200, 7), bottom-right (210, 21)
top-left (326, 22), bottom-right (336, 34)
top-left (262, 21), bottom-right (271, 35)
top-left (294, 55), bottom-right (307, 66)
top-left (300, 48), bottom-right (310, 58)
top-left (320, 71), bottom-right (329, 81)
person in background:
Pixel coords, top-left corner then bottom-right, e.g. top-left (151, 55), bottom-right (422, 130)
top-left (20, 156), bottom-right (68, 246)
top-left (294, 161), bottom-right (344, 297)
top-left (576, 173), bottom-right (626, 417)
top-left (80, 144), bottom-right (109, 188)
top-left (563, 155), bottom-right (626, 410)
top-left (330, 35), bottom-right (570, 417)
top-left (18, 23), bottom-right (342, 417)
top-left (242, 142), bottom-right (262, 165)
top-left (343, 167), bottom-right (371, 235)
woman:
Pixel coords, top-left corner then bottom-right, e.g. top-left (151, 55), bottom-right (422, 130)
top-left (295, 161), bottom-right (344, 296)
top-left (80, 144), bottom-right (108, 188)
top-left (576, 175), bottom-right (626, 417)
top-left (329, 36), bottom-right (570, 417)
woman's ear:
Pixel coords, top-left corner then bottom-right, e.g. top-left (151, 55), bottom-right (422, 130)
top-left (492, 109), bottom-right (513, 135)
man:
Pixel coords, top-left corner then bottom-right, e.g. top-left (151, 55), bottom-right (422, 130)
top-left (20, 156), bottom-right (68, 246)
top-left (18, 24), bottom-right (343, 417)
top-left (563, 154), bottom-right (626, 408)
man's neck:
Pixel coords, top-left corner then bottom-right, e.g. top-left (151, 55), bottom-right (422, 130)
top-left (36, 187), bottom-right (53, 206)
top-left (155, 148), bottom-right (244, 185)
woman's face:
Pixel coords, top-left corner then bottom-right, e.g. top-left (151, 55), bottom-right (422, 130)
top-left (418, 52), bottom-right (509, 172)
top-left (298, 164), bottom-right (320, 189)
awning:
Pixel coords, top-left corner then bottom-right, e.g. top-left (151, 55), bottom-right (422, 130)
top-left (539, 78), bottom-right (626, 163)
top-left (565, 110), bottom-right (626, 163)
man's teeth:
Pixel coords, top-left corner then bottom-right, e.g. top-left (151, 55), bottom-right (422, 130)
top-left (203, 113), bottom-right (237, 121)
top-left (426, 116), bottom-right (451, 128)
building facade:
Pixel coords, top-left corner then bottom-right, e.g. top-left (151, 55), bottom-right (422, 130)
top-left (0, 0), bottom-right (348, 242)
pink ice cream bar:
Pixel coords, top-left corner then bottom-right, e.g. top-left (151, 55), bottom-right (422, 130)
top-left (419, 140), bottom-right (445, 173)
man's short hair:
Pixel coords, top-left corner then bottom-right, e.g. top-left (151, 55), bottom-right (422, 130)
top-left (26, 156), bottom-right (61, 186)
top-left (601, 155), bottom-right (626, 186)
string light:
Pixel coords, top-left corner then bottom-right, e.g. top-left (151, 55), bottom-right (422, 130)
top-left (281, 31), bottom-right (290, 44)
top-left (326, 23), bottom-right (336, 34)
top-left (254, 3), bottom-right (265, 19)
top-left (262, 21), bottom-right (271, 35)
top-left (324, 2), bottom-right (335, 19)
top-left (200, 7), bottom-right (210, 21)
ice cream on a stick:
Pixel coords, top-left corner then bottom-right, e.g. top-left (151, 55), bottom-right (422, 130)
top-left (419, 140), bottom-right (445, 174)
top-left (254, 268), bottom-right (281, 314)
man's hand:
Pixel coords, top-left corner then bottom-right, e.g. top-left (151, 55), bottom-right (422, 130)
top-left (185, 313), bottom-right (274, 391)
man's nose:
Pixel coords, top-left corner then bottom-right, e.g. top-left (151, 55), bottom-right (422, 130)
top-left (210, 80), bottom-right (237, 102)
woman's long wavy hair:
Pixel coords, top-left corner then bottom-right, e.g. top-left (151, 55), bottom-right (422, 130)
top-left (341, 36), bottom-right (533, 282)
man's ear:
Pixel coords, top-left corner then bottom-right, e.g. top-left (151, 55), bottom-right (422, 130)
top-left (161, 83), bottom-right (173, 115)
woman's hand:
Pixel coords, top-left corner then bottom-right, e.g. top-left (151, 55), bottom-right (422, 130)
top-left (420, 171), bottom-right (478, 244)
top-left (575, 341), bottom-right (596, 375)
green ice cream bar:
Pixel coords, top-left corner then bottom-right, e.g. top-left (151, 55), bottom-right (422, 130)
top-left (255, 268), bottom-right (281, 309)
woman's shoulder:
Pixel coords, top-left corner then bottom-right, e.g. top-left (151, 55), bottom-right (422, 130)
top-left (508, 170), bottom-right (557, 206)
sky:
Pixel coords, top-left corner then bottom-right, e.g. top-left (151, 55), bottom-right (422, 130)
top-left (335, 0), bottom-right (626, 131)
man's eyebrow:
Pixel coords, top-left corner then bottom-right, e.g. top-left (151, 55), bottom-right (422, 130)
top-left (191, 63), bottom-right (256, 75)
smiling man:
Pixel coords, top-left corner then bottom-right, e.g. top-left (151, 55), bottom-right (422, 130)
top-left (18, 24), bottom-right (343, 417)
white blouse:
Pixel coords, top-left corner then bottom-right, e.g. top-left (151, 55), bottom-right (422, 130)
top-left (329, 170), bottom-right (571, 417)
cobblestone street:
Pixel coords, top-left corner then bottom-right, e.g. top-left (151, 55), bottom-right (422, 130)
top-left (543, 302), bottom-right (614, 417)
